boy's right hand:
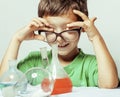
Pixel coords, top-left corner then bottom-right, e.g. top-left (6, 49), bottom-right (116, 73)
top-left (13, 17), bottom-right (53, 43)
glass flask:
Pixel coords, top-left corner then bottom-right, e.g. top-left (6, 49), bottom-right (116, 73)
top-left (0, 59), bottom-right (25, 97)
top-left (14, 67), bottom-right (54, 97)
top-left (48, 44), bottom-right (73, 95)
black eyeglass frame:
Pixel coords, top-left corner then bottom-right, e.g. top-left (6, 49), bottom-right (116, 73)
top-left (38, 28), bottom-right (81, 43)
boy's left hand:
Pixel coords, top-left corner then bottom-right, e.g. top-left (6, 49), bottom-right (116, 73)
top-left (67, 10), bottom-right (100, 41)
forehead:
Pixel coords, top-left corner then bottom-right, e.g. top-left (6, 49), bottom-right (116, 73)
top-left (43, 12), bottom-right (77, 28)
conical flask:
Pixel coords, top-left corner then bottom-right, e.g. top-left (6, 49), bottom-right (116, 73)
top-left (49, 44), bottom-right (73, 95)
top-left (0, 59), bottom-right (25, 97)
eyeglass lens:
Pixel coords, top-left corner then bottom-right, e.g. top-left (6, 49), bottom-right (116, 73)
top-left (39, 29), bottom-right (80, 43)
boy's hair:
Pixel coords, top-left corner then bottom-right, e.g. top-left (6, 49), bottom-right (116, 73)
top-left (38, 0), bottom-right (88, 20)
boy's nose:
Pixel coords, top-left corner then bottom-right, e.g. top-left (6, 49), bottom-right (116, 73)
top-left (56, 36), bottom-right (64, 43)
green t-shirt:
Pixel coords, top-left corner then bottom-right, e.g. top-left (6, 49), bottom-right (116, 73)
top-left (17, 49), bottom-right (98, 87)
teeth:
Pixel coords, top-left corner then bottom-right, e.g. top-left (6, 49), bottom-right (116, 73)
top-left (58, 43), bottom-right (69, 47)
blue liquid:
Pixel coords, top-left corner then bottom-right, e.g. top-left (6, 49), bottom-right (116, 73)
top-left (0, 82), bottom-right (16, 88)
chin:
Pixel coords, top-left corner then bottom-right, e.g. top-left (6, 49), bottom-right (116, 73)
top-left (58, 50), bottom-right (70, 56)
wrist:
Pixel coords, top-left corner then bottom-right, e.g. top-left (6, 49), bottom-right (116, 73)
top-left (12, 26), bottom-right (31, 43)
top-left (90, 34), bottom-right (103, 43)
top-left (11, 34), bottom-right (22, 45)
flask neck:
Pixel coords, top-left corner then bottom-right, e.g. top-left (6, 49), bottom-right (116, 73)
top-left (51, 44), bottom-right (59, 61)
top-left (52, 51), bottom-right (58, 60)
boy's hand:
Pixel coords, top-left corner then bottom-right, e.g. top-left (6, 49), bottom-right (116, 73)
top-left (13, 17), bottom-right (53, 43)
top-left (67, 10), bottom-right (100, 41)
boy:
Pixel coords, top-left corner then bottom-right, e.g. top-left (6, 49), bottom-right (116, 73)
top-left (0, 0), bottom-right (119, 88)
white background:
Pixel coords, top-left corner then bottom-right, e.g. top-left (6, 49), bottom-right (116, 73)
top-left (0, 0), bottom-right (120, 77)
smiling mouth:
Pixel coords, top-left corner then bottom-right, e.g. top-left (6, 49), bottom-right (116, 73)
top-left (58, 43), bottom-right (69, 48)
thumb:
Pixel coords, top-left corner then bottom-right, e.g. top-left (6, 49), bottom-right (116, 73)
top-left (34, 35), bottom-right (45, 41)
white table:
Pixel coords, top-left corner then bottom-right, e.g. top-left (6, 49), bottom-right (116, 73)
top-left (0, 87), bottom-right (120, 97)
top-left (53, 87), bottom-right (120, 97)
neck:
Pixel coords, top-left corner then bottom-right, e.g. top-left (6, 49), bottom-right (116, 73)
top-left (58, 48), bottom-right (79, 66)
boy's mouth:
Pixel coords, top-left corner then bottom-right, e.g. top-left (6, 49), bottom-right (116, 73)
top-left (58, 43), bottom-right (69, 48)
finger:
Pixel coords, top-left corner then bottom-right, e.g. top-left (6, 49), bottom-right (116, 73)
top-left (32, 18), bottom-right (44, 26)
top-left (29, 21), bottom-right (41, 28)
top-left (67, 21), bottom-right (84, 28)
top-left (39, 27), bottom-right (54, 32)
top-left (73, 10), bottom-right (88, 21)
top-left (37, 17), bottom-right (51, 27)
top-left (30, 18), bottom-right (54, 31)
top-left (90, 17), bottom-right (97, 22)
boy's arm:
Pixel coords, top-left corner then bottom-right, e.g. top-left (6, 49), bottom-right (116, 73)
top-left (68, 10), bottom-right (119, 88)
top-left (91, 32), bottom-right (119, 88)
top-left (0, 27), bottom-right (31, 76)
top-left (0, 17), bottom-right (52, 76)
top-left (0, 36), bottom-right (21, 76)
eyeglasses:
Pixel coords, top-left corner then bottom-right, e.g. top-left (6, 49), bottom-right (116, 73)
top-left (38, 28), bottom-right (81, 43)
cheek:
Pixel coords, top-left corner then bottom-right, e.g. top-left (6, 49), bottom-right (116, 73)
top-left (71, 40), bottom-right (79, 47)
top-left (71, 36), bottom-right (80, 45)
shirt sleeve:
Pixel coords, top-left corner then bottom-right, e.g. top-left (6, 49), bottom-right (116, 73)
top-left (86, 55), bottom-right (98, 86)
top-left (17, 51), bottom-right (42, 73)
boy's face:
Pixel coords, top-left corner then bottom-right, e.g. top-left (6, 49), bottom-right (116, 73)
top-left (44, 13), bottom-right (80, 56)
